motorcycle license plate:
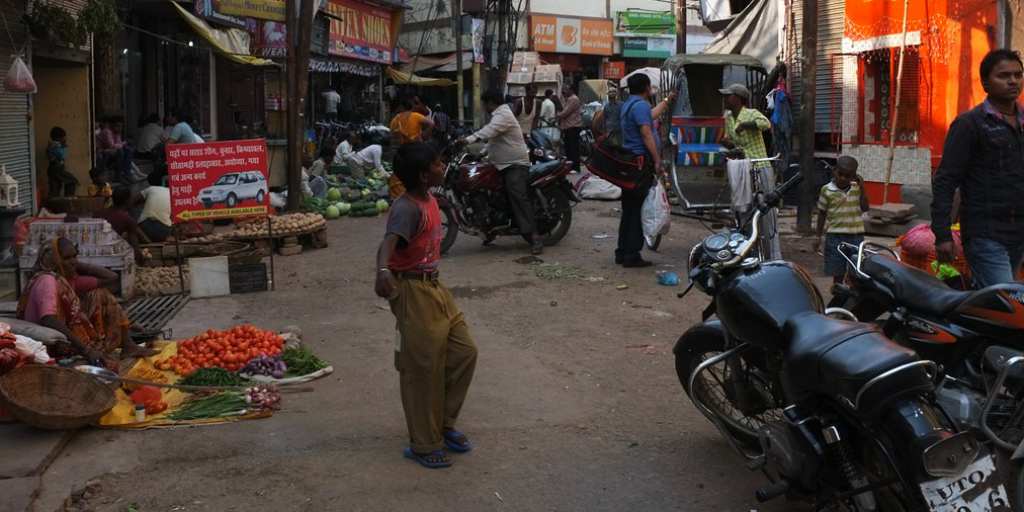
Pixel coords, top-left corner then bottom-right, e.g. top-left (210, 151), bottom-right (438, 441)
top-left (919, 455), bottom-right (1010, 512)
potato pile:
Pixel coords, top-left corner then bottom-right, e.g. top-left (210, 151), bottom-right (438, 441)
top-left (136, 266), bottom-right (189, 297)
top-left (185, 234), bottom-right (225, 244)
top-left (231, 213), bottom-right (326, 239)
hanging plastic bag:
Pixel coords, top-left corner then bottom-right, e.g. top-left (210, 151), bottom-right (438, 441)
top-left (642, 182), bottom-right (671, 237)
top-left (4, 56), bottom-right (37, 94)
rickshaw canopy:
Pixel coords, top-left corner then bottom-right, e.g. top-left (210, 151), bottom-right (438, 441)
top-left (661, 53), bottom-right (765, 71)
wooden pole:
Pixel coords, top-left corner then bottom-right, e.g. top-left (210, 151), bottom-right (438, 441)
top-left (676, 0), bottom-right (687, 55)
top-left (883, 0), bottom-right (911, 204)
top-left (285, 0), bottom-right (314, 212)
top-left (796, 0), bottom-right (819, 233)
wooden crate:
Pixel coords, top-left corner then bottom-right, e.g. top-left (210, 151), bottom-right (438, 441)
top-left (298, 228), bottom-right (328, 249)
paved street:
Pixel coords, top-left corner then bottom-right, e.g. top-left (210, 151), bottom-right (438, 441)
top-left (36, 201), bottom-right (821, 512)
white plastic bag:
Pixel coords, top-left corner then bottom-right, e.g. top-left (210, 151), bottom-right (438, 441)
top-left (642, 182), bottom-right (671, 237)
top-left (4, 57), bottom-right (37, 94)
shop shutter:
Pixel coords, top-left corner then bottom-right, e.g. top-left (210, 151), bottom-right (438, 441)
top-left (789, 0), bottom-right (844, 135)
top-left (0, 0), bottom-right (34, 210)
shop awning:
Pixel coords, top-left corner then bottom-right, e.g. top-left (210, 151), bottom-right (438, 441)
top-left (386, 68), bottom-right (454, 87)
top-left (172, 2), bottom-right (278, 67)
top-left (400, 52), bottom-right (474, 74)
top-left (701, 0), bottom-right (779, 71)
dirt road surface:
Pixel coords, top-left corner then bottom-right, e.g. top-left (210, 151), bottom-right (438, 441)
top-left (37, 201), bottom-right (829, 512)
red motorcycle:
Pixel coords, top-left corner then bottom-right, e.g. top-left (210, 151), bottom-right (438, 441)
top-left (434, 151), bottom-right (579, 254)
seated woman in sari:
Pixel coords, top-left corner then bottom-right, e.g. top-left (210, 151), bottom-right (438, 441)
top-left (17, 238), bottom-right (158, 368)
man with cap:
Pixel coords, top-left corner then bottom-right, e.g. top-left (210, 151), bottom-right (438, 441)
top-left (720, 84), bottom-right (771, 168)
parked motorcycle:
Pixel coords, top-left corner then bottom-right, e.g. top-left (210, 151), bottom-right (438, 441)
top-left (674, 174), bottom-right (1016, 511)
top-left (433, 149), bottom-right (579, 254)
top-left (527, 130), bottom-right (558, 164)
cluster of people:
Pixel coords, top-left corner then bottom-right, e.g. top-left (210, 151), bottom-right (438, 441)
top-left (46, 107), bottom-right (202, 200)
top-left (300, 131), bottom-right (391, 200)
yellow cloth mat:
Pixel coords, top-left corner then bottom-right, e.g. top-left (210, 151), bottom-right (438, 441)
top-left (99, 341), bottom-right (271, 428)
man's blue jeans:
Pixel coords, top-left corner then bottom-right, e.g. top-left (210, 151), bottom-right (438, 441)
top-left (962, 236), bottom-right (1024, 288)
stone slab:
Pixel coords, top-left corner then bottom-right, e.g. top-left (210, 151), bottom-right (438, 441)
top-left (0, 476), bottom-right (39, 512)
top-left (0, 423), bottom-right (75, 479)
top-left (865, 218), bottom-right (929, 238)
top-left (868, 203), bottom-right (917, 221)
top-left (899, 185), bottom-right (933, 221)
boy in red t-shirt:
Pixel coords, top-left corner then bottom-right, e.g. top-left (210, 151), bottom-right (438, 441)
top-left (375, 142), bottom-right (478, 469)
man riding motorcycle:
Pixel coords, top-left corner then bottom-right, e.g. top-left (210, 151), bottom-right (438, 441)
top-left (455, 89), bottom-right (543, 255)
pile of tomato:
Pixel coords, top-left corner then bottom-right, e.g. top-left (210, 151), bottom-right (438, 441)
top-left (156, 325), bottom-right (285, 376)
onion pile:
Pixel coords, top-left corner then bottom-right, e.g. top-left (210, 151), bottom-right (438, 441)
top-left (244, 385), bottom-right (282, 412)
top-left (241, 354), bottom-right (287, 378)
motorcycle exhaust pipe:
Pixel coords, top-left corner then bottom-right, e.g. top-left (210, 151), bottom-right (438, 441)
top-left (884, 397), bottom-right (978, 478)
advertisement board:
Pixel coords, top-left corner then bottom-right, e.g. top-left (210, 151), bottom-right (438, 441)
top-left (217, 0), bottom-right (286, 22)
top-left (622, 36), bottom-right (675, 58)
top-left (614, 11), bottom-right (676, 36)
top-left (167, 140), bottom-right (270, 223)
top-left (326, 0), bottom-right (401, 64)
top-left (603, 61), bottom-right (625, 79)
top-left (531, 15), bottom-right (613, 56)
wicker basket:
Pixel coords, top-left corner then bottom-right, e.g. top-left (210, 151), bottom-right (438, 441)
top-left (0, 365), bottom-right (117, 430)
top-left (200, 241), bottom-right (250, 258)
top-left (229, 247), bottom-right (264, 265)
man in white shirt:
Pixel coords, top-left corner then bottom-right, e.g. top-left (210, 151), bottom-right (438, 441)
top-left (455, 89), bottom-right (542, 254)
top-left (132, 186), bottom-right (172, 242)
top-left (334, 131), bottom-right (357, 163)
top-left (346, 138), bottom-right (388, 179)
top-left (166, 107), bottom-right (201, 145)
top-left (322, 88), bottom-right (341, 122)
top-left (136, 113), bottom-right (169, 156)
top-left (538, 89), bottom-right (560, 153)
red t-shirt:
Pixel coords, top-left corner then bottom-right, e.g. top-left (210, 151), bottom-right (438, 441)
top-left (386, 194), bottom-right (441, 272)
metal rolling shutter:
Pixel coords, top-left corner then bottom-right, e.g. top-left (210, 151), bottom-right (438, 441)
top-left (789, 0), bottom-right (844, 135)
top-left (0, 0), bottom-right (34, 210)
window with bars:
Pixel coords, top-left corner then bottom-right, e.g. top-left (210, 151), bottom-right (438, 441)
top-left (857, 48), bottom-right (921, 144)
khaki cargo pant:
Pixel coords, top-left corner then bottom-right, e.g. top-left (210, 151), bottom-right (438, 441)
top-left (389, 277), bottom-right (478, 453)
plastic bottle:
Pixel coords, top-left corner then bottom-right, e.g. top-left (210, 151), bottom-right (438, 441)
top-left (134, 405), bottom-right (145, 422)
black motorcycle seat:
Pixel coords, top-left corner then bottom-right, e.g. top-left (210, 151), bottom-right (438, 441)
top-left (528, 159), bottom-right (562, 182)
top-left (862, 254), bottom-right (971, 316)
top-left (783, 312), bottom-right (932, 417)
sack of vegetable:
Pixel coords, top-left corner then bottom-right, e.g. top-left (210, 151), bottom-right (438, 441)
top-left (4, 57), bottom-right (37, 94)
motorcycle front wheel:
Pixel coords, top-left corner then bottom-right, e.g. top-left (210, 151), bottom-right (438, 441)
top-left (439, 207), bottom-right (459, 254)
top-left (675, 335), bottom-right (783, 448)
top-left (530, 188), bottom-right (573, 246)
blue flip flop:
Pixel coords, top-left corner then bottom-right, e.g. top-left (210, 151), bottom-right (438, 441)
top-left (443, 430), bottom-right (474, 453)
top-left (404, 447), bottom-right (452, 468)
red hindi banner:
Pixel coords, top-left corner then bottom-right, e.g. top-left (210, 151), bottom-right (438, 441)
top-left (326, 0), bottom-right (400, 64)
top-left (166, 139), bottom-right (270, 224)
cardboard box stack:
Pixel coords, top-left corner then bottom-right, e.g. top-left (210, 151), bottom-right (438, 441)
top-left (507, 52), bottom-right (562, 86)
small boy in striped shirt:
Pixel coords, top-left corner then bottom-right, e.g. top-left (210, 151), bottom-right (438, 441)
top-left (813, 156), bottom-right (870, 284)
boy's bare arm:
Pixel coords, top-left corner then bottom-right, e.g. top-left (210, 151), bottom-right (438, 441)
top-left (813, 210), bottom-right (827, 252)
top-left (856, 176), bottom-right (870, 212)
top-left (375, 234), bottom-right (400, 299)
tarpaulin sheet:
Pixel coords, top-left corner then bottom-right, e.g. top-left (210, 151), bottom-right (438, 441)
top-left (702, 0), bottom-right (780, 71)
top-left (386, 68), bottom-right (454, 87)
top-left (98, 342), bottom-right (271, 429)
top-left (172, 2), bottom-right (278, 68)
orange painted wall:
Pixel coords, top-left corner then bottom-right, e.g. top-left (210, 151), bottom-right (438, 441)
top-left (844, 0), bottom-right (998, 167)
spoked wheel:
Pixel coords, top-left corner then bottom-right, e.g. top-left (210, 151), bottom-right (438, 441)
top-left (439, 207), bottom-right (459, 254)
top-left (675, 335), bottom-right (783, 448)
top-left (858, 436), bottom-right (917, 512)
top-left (531, 188), bottom-right (573, 247)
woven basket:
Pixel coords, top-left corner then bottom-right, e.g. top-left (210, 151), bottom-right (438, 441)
top-left (200, 241), bottom-right (250, 258)
top-left (0, 365), bottom-right (117, 430)
top-left (229, 247), bottom-right (264, 265)
top-left (899, 248), bottom-right (970, 276)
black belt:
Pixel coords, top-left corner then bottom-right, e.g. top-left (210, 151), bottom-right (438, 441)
top-left (393, 270), bottom-right (439, 281)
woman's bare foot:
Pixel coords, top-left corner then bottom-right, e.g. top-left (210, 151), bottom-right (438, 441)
top-left (121, 345), bottom-right (160, 359)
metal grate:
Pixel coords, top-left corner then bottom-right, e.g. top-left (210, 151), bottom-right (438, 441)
top-left (125, 294), bottom-right (190, 334)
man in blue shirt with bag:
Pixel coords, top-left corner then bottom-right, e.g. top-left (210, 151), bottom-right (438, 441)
top-left (617, 73), bottom-right (675, 267)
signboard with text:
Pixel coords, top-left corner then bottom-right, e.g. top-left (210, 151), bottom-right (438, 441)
top-left (603, 61), bottom-right (625, 79)
top-left (217, 0), bottom-right (286, 22)
top-left (622, 37), bottom-right (675, 58)
top-left (614, 11), bottom-right (676, 37)
top-left (167, 140), bottom-right (270, 223)
top-left (530, 15), bottom-right (613, 56)
top-left (326, 0), bottom-right (401, 64)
